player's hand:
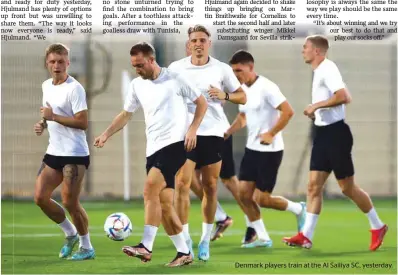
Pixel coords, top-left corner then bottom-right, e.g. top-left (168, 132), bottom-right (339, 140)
top-left (40, 102), bottom-right (54, 121)
top-left (304, 104), bottom-right (316, 118)
top-left (259, 132), bottom-right (274, 145)
top-left (224, 132), bottom-right (231, 140)
top-left (184, 127), bottom-right (197, 152)
top-left (93, 134), bottom-right (108, 148)
top-left (34, 120), bottom-right (46, 136)
top-left (208, 85), bottom-right (226, 100)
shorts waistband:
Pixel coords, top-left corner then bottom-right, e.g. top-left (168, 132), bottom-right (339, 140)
top-left (314, 120), bottom-right (345, 130)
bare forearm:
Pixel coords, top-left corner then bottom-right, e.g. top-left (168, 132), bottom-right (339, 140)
top-left (269, 113), bottom-right (293, 136)
top-left (103, 112), bottom-right (131, 138)
top-left (53, 115), bottom-right (87, 130)
top-left (313, 92), bottom-right (350, 110)
top-left (190, 102), bottom-right (207, 131)
top-left (227, 115), bottom-right (246, 135)
top-left (227, 91), bottom-right (247, 104)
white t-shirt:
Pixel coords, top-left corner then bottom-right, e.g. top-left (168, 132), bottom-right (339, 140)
top-left (239, 76), bottom-right (286, 152)
top-left (124, 68), bottom-right (201, 157)
top-left (42, 76), bottom-right (89, 157)
top-left (168, 56), bottom-right (241, 138)
top-left (220, 107), bottom-right (231, 133)
top-left (312, 58), bottom-right (347, 126)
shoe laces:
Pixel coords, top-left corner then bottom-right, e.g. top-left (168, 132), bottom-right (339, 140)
top-left (75, 247), bottom-right (91, 255)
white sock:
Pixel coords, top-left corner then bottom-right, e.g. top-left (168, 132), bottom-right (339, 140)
top-left (141, 225), bottom-right (158, 251)
top-left (79, 233), bottom-right (93, 250)
top-left (200, 223), bottom-right (214, 243)
top-left (169, 232), bottom-right (190, 254)
top-left (244, 215), bottom-right (252, 228)
top-left (182, 224), bottom-right (191, 241)
top-left (251, 219), bottom-right (271, 241)
top-left (58, 218), bottom-right (77, 237)
top-left (366, 208), bottom-right (384, 230)
top-left (215, 202), bottom-right (227, 222)
top-left (302, 213), bottom-right (319, 241)
top-left (286, 200), bottom-right (303, 215)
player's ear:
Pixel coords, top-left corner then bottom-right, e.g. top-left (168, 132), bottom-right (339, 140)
top-left (185, 40), bottom-right (191, 56)
top-left (44, 56), bottom-right (48, 69)
top-left (149, 55), bottom-right (155, 64)
top-left (208, 39), bottom-right (212, 48)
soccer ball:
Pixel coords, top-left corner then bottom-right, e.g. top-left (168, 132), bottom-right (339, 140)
top-left (104, 212), bottom-right (132, 241)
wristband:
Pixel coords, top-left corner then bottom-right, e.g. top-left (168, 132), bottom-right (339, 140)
top-left (224, 93), bottom-right (229, 101)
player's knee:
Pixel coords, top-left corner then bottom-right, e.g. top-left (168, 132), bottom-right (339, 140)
top-left (307, 180), bottom-right (323, 198)
top-left (175, 176), bottom-right (191, 194)
top-left (62, 198), bottom-right (78, 212)
top-left (340, 182), bottom-right (355, 198)
top-left (202, 180), bottom-right (217, 198)
top-left (203, 185), bottom-right (217, 198)
top-left (222, 177), bottom-right (230, 186)
top-left (240, 190), bottom-right (253, 205)
top-left (254, 192), bottom-right (271, 207)
top-left (222, 178), bottom-right (234, 191)
top-left (143, 184), bottom-right (155, 201)
top-left (160, 201), bottom-right (173, 215)
top-left (34, 193), bottom-right (48, 207)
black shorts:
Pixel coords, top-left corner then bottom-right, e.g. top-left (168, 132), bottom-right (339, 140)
top-left (187, 136), bottom-right (223, 167)
top-left (146, 141), bottom-right (187, 189)
top-left (220, 135), bottom-right (236, 179)
top-left (310, 120), bottom-right (354, 179)
top-left (239, 148), bottom-right (283, 193)
top-left (42, 154), bottom-right (90, 171)
top-left (195, 136), bottom-right (235, 179)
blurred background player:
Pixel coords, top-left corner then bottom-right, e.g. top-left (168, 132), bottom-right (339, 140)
top-left (94, 42), bottom-right (207, 266)
top-left (184, 41), bottom-right (254, 244)
top-left (283, 35), bottom-right (388, 250)
top-left (34, 43), bottom-right (95, 260)
top-left (169, 25), bottom-right (247, 261)
top-left (226, 50), bottom-right (307, 248)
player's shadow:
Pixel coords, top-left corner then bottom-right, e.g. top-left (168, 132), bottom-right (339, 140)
top-left (3, 257), bottom-right (63, 267)
top-left (216, 246), bottom-right (287, 255)
top-left (117, 262), bottom-right (204, 274)
top-left (302, 246), bottom-right (397, 257)
top-left (1, 253), bottom-right (56, 257)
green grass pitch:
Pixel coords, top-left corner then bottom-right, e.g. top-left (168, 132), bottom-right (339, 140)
top-left (1, 199), bottom-right (396, 274)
